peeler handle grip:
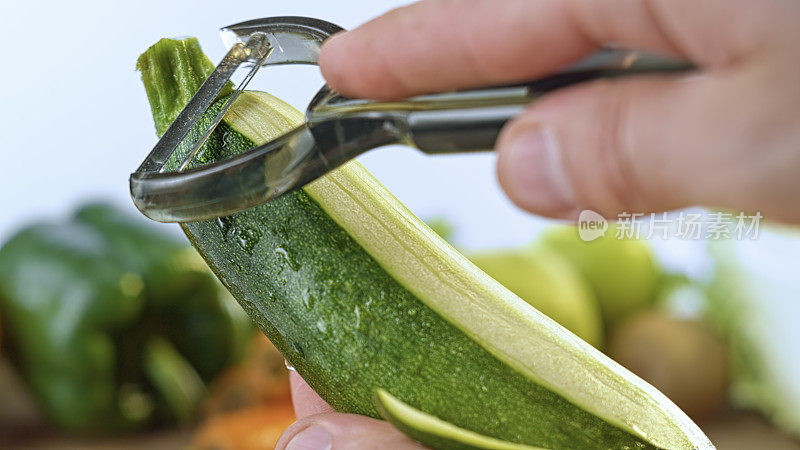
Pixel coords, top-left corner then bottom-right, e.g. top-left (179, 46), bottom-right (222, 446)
top-left (406, 49), bottom-right (695, 154)
top-left (407, 105), bottom-right (524, 153)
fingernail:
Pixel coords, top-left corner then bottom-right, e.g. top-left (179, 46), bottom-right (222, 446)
top-left (503, 125), bottom-right (575, 213)
top-left (286, 425), bottom-right (331, 450)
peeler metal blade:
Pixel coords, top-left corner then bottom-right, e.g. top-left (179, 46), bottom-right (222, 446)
top-left (220, 16), bottom-right (343, 65)
top-left (130, 17), bottom-right (345, 223)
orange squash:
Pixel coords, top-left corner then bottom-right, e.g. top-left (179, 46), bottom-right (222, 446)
top-left (193, 401), bottom-right (296, 450)
top-left (203, 334), bottom-right (291, 417)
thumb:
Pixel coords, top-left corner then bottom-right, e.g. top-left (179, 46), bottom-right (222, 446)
top-left (496, 71), bottom-right (757, 220)
top-left (276, 412), bottom-right (425, 450)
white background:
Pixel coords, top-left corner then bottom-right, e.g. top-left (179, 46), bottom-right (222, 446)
top-left (0, 0), bottom-right (550, 249)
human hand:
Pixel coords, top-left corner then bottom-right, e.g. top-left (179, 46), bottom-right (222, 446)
top-left (319, 0), bottom-right (800, 223)
top-left (276, 372), bottom-right (425, 449)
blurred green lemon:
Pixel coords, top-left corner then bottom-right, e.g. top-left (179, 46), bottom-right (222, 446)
top-left (539, 225), bottom-right (660, 326)
top-left (470, 248), bottom-right (603, 347)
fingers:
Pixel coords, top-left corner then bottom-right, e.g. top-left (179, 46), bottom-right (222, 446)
top-left (285, 373), bottom-right (424, 449)
top-left (494, 68), bottom-right (780, 220)
top-left (319, 0), bottom-right (767, 99)
top-left (289, 371), bottom-right (336, 418)
top-left (276, 412), bottom-right (425, 450)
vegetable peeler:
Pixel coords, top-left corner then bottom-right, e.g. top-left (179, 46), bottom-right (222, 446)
top-left (130, 16), bottom-right (694, 223)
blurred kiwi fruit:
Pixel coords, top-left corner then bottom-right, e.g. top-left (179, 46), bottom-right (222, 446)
top-left (608, 310), bottom-right (729, 421)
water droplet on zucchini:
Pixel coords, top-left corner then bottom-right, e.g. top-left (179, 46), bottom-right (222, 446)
top-left (274, 246), bottom-right (300, 270)
top-left (302, 289), bottom-right (316, 310)
top-left (235, 226), bottom-right (261, 254)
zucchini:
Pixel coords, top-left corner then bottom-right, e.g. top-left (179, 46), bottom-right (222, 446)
top-left (138, 38), bottom-right (711, 449)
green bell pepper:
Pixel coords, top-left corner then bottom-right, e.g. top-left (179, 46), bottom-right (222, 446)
top-left (0, 203), bottom-right (253, 433)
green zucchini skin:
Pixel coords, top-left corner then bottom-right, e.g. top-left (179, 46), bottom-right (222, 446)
top-left (154, 106), bottom-right (654, 449)
top-left (183, 145), bottom-right (651, 449)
